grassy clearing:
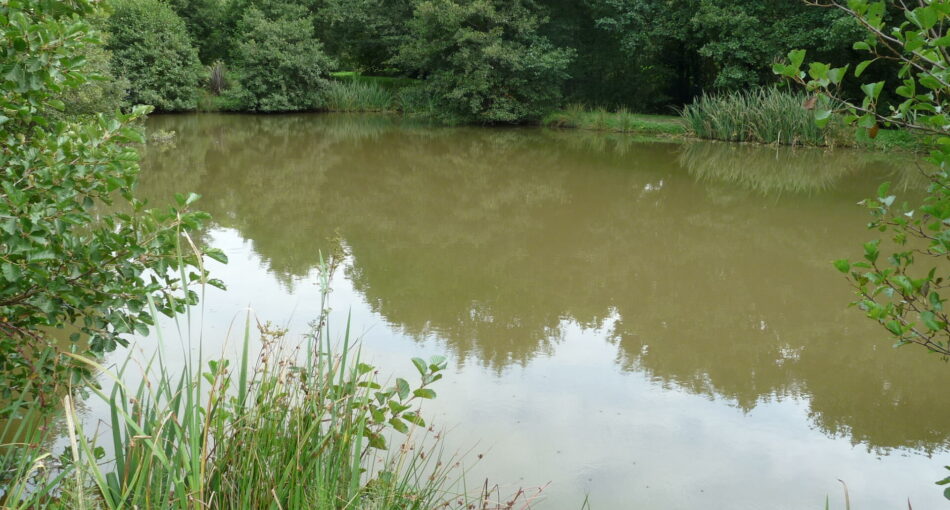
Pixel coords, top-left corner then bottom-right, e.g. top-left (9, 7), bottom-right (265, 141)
top-left (0, 253), bottom-right (539, 510)
top-left (330, 72), bottom-right (419, 91)
top-left (542, 104), bottom-right (685, 136)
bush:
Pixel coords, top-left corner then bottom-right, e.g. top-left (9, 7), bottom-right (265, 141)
top-left (396, 0), bottom-right (574, 124)
top-left (107, 0), bottom-right (203, 111)
top-left (48, 24), bottom-right (129, 120)
top-left (0, 0), bottom-right (219, 416)
top-left (226, 6), bottom-right (335, 112)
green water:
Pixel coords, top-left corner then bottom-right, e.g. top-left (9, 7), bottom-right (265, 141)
top-left (132, 113), bottom-right (948, 509)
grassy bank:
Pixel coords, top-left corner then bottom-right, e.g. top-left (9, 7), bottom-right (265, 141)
top-left (203, 73), bottom-right (931, 153)
top-left (542, 104), bottom-right (686, 136)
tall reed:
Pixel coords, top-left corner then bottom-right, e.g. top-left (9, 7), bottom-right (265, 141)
top-left (323, 81), bottom-right (395, 112)
top-left (680, 88), bottom-right (842, 146)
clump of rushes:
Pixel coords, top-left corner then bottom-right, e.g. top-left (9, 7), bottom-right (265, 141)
top-left (1, 255), bottom-right (541, 509)
top-left (679, 87), bottom-right (847, 146)
top-left (323, 80), bottom-right (395, 112)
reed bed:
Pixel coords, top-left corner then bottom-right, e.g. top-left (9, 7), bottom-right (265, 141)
top-left (679, 88), bottom-right (843, 147)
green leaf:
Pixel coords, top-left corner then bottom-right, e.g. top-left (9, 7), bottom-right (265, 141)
top-left (429, 354), bottom-right (447, 370)
top-left (833, 259), bottom-right (851, 273)
top-left (395, 378), bottom-right (410, 400)
top-left (788, 49), bottom-right (806, 69)
top-left (402, 412), bottom-right (425, 427)
top-left (861, 81), bottom-right (885, 100)
top-left (863, 240), bottom-right (880, 263)
top-left (855, 60), bottom-right (872, 78)
top-left (119, 127), bottom-right (145, 144)
top-left (877, 182), bottom-right (890, 198)
top-left (389, 416), bottom-right (408, 434)
top-left (204, 248), bottom-right (228, 264)
top-left (413, 388), bottom-right (437, 399)
top-left (411, 357), bottom-right (427, 376)
top-left (1, 263), bottom-right (22, 282)
top-left (885, 320), bottom-right (903, 335)
top-left (922, 311), bottom-right (942, 331)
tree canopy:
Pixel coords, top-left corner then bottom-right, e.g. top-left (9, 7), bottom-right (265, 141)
top-left (47, 0), bottom-right (883, 122)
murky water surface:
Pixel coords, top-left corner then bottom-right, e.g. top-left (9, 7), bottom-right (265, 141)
top-left (128, 113), bottom-right (950, 509)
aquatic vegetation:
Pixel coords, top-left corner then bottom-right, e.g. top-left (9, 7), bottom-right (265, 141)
top-left (679, 88), bottom-right (846, 146)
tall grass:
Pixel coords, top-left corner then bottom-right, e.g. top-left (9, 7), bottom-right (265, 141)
top-left (1, 251), bottom-right (538, 509)
top-left (541, 104), bottom-right (685, 135)
top-left (680, 87), bottom-right (844, 147)
top-left (396, 85), bottom-right (440, 117)
top-left (323, 80), bottom-right (395, 112)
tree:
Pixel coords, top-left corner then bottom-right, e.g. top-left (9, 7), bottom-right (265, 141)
top-left (0, 0), bottom-right (222, 414)
top-left (107, 0), bottom-right (203, 111)
top-left (166, 0), bottom-right (233, 64)
top-left (48, 16), bottom-right (129, 121)
top-left (227, 5), bottom-right (335, 112)
top-left (774, 0), bottom-right (950, 358)
top-left (396, 0), bottom-right (574, 123)
top-left (314, 0), bottom-right (414, 73)
top-left (589, 0), bottom-right (860, 105)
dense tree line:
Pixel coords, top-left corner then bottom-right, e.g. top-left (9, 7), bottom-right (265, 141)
top-left (94, 0), bottom-right (870, 122)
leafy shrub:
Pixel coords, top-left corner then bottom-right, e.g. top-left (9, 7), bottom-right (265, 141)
top-left (0, 0), bottom-right (218, 416)
top-left (48, 26), bottom-right (129, 120)
top-left (107, 0), bottom-right (203, 111)
top-left (226, 6), bottom-right (335, 112)
top-left (396, 0), bottom-right (574, 124)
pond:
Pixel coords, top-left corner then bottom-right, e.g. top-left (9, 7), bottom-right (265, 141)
top-left (123, 113), bottom-right (950, 509)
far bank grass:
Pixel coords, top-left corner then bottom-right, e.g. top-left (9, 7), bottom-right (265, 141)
top-left (211, 73), bottom-right (932, 154)
top-left (542, 104), bottom-right (686, 136)
top-left (542, 87), bottom-right (933, 154)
